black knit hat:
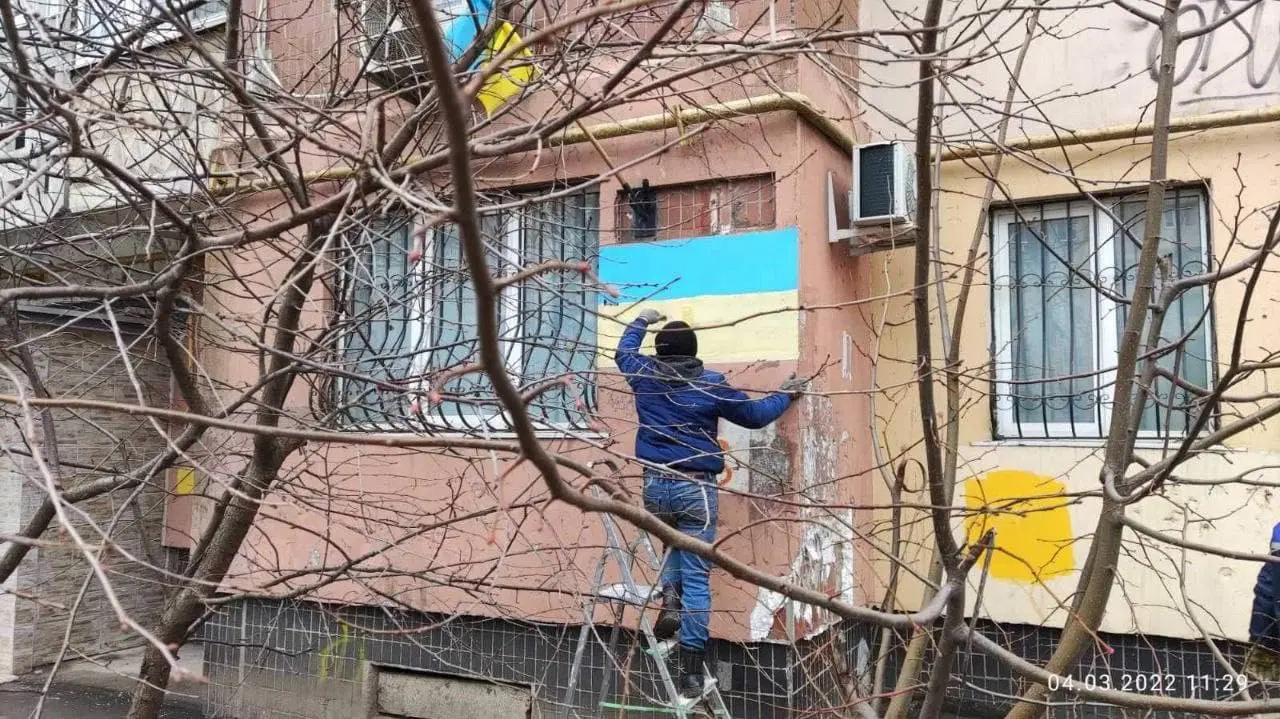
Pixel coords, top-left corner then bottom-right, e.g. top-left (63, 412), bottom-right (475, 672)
top-left (655, 320), bottom-right (698, 357)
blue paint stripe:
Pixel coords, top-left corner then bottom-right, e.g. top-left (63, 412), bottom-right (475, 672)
top-left (440, 0), bottom-right (491, 65)
top-left (598, 227), bottom-right (799, 301)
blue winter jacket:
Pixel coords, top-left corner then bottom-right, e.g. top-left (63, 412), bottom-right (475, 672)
top-left (614, 318), bottom-right (793, 474)
top-left (1251, 553), bottom-right (1280, 653)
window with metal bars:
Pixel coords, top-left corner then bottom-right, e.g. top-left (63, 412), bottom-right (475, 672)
top-left (990, 187), bottom-right (1214, 439)
top-left (72, 0), bottom-right (228, 65)
top-left (611, 0), bottom-right (736, 44)
top-left (616, 174), bottom-right (775, 242)
top-left (0, 47), bottom-right (28, 155)
top-left (337, 189), bottom-right (600, 432)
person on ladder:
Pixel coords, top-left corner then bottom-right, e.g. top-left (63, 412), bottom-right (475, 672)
top-left (614, 309), bottom-right (806, 700)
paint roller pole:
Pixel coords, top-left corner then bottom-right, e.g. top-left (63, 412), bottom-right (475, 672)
top-left (574, 119), bottom-right (631, 188)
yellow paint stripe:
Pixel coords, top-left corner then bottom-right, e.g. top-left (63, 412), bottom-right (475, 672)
top-left (174, 467), bottom-right (196, 496)
top-left (597, 290), bottom-right (799, 365)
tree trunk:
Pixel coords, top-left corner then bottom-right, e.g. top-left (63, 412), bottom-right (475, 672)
top-left (126, 454), bottom-right (286, 719)
top-left (1003, 2), bottom-right (1182, 716)
top-left (125, 217), bottom-right (327, 718)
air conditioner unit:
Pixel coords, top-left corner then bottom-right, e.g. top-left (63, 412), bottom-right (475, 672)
top-left (360, 0), bottom-right (471, 71)
top-left (852, 141), bottom-right (916, 225)
top-left (361, 0), bottom-right (422, 70)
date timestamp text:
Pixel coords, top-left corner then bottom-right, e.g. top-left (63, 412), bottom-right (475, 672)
top-left (1047, 672), bottom-right (1249, 697)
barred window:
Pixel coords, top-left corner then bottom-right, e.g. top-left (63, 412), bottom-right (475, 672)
top-left (990, 187), bottom-right (1213, 439)
top-left (72, 0), bottom-right (228, 64)
top-left (614, 0), bottom-right (737, 43)
top-left (338, 189), bottom-right (600, 431)
top-left (616, 175), bottom-right (775, 242)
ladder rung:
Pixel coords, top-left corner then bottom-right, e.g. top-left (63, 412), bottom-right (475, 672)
top-left (600, 698), bottom-right (727, 718)
top-left (596, 582), bottom-right (659, 605)
top-left (643, 638), bottom-right (677, 659)
top-left (598, 700), bottom-right (684, 714)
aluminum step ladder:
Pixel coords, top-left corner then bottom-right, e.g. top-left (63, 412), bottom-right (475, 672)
top-left (559, 484), bottom-right (733, 719)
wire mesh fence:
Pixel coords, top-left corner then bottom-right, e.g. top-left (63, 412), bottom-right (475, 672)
top-left (198, 596), bottom-right (1275, 719)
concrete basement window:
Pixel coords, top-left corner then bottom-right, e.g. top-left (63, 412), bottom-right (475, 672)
top-left (375, 667), bottom-right (533, 719)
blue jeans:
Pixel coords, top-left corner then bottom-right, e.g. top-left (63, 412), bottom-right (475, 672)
top-left (643, 470), bottom-right (718, 653)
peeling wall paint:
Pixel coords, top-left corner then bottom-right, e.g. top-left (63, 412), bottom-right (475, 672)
top-left (748, 390), bottom-right (856, 642)
top-left (718, 421), bottom-right (789, 494)
top-left (750, 429), bottom-right (791, 496)
top-left (800, 394), bottom-right (840, 502)
top-left (749, 511), bottom-right (856, 641)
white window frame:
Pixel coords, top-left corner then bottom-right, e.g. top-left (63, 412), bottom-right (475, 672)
top-left (0, 84), bottom-right (28, 158)
top-left (340, 199), bottom-right (599, 436)
top-left (990, 190), bottom-right (1212, 440)
top-left (693, 0), bottom-right (733, 36)
top-left (71, 0), bottom-right (228, 69)
top-left (1, 6), bottom-right (44, 156)
top-left (992, 201), bottom-right (1108, 439)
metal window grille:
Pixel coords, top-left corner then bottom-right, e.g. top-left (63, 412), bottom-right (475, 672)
top-left (990, 187), bottom-right (1214, 439)
top-left (77, 0), bottom-right (228, 43)
top-left (336, 189), bottom-right (601, 432)
top-left (616, 175), bottom-right (776, 243)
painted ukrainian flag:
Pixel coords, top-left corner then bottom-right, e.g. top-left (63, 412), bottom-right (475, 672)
top-left (597, 228), bottom-right (801, 365)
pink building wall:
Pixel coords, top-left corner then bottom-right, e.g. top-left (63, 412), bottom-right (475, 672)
top-left (184, 0), bottom-right (876, 648)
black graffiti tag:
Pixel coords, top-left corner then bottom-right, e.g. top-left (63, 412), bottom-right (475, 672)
top-left (1147, 0), bottom-right (1280, 99)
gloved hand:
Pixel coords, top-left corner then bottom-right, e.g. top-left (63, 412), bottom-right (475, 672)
top-left (779, 373), bottom-right (808, 398)
top-left (637, 308), bottom-right (663, 325)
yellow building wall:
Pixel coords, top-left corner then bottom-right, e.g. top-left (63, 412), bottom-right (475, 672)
top-left (866, 121), bottom-right (1280, 641)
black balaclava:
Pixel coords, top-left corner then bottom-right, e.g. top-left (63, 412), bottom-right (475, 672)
top-left (655, 320), bottom-right (698, 358)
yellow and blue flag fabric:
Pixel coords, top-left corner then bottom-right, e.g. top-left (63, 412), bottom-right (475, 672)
top-left (477, 21), bottom-right (537, 116)
top-left (440, 0), bottom-right (537, 116)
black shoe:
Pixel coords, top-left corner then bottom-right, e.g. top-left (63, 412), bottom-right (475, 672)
top-left (654, 586), bottom-right (681, 640)
top-left (678, 649), bottom-right (706, 699)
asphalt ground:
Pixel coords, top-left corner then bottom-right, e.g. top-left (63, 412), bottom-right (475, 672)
top-left (0, 679), bottom-right (204, 719)
top-left (0, 643), bottom-right (207, 719)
